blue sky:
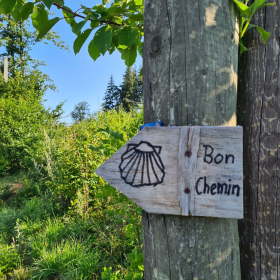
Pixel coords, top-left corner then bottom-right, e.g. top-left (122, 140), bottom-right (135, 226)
top-left (30, 0), bottom-right (142, 123)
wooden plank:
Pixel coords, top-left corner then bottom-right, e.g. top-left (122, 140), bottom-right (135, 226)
top-left (95, 126), bottom-right (243, 218)
top-left (178, 126), bottom-right (200, 215)
top-left (142, 0), bottom-right (241, 278)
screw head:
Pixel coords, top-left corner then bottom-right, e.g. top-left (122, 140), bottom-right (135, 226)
top-left (184, 188), bottom-right (190, 194)
top-left (185, 150), bottom-right (192, 157)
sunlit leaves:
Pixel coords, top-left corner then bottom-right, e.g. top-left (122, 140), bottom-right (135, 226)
top-left (94, 26), bottom-right (112, 55)
top-left (0, 0), bottom-right (16, 14)
top-left (0, 0), bottom-right (144, 67)
top-left (74, 29), bottom-right (92, 54)
top-left (11, 0), bottom-right (24, 22)
top-left (231, 0), bottom-right (275, 58)
top-left (42, 0), bottom-right (54, 9)
top-left (88, 39), bottom-right (100, 61)
top-left (72, 16), bottom-right (89, 35)
top-left (21, 2), bottom-right (34, 21)
top-left (119, 26), bottom-right (138, 47)
top-left (256, 26), bottom-right (270, 44)
top-left (62, 6), bottom-right (76, 28)
top-left (119, 43), bottom-right (137, 67)
top-left (31, 4), bottom-right (48, 32)
top-left (36, 17), bottom-right (60, 41)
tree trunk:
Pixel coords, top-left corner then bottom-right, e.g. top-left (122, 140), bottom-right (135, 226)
top-left (142, 0), bottom-right (241, 279)
top-left (237, 2), bottom-right (280, 279)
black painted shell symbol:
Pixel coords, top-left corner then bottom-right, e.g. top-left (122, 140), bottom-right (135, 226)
top-left (119, 141), bottom-right (165, 187)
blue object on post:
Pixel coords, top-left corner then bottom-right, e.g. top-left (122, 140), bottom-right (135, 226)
top-left (140, 121), bottom-right (162, 131)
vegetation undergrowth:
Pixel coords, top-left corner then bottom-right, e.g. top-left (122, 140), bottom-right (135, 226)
top-left (0, 109), bottom-right (144, 280)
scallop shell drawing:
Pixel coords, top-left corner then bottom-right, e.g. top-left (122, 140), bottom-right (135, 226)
top-left (119, 141), bottom-right (165, 187)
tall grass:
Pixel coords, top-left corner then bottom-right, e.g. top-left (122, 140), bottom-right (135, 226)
top-left (0, 109), bottom-right (144, 279)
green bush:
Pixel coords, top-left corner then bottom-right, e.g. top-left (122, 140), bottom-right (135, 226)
top-left (0, 243), bottom-right (20, 278)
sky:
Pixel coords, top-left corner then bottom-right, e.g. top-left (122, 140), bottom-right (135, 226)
top-left (29, 0), bottom-right (142, 124)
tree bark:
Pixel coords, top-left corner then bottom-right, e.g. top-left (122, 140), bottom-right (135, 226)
top-left (142, 0), bottom-right (241, 279)
top-left (237, 2), bottom-right (280, 279)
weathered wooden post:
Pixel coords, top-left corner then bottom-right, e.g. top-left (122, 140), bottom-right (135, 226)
top-left (95, 0), bottom-right (243, 278)
top-left (4, 56), bottom-right (8, 82)
top-left (142, 0), bottom-right (241, 278)
top-left (237, 3), bottom-right (280, 279)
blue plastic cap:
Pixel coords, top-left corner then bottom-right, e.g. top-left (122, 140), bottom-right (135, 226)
top-left (140, 121), bottom-right (162, 130)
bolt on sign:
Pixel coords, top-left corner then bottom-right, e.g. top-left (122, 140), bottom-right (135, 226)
top-left (95, 126), bottom-right (243, 219)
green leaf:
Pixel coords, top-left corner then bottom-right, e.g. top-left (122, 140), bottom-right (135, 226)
top-left (134, 0), bottom-right (143, 5)
top-left (256, 26), bottom-right (270, 44)
top-left (119, 26), bottom-right (138, 47)
top-left (119, 43), bottom-right (137, 67)
top-left (21, 2), bottom-right (34, 20)
top-left (31, 4), bottom-right (48, 32)
top-left (11, 0), bottom-right (24, 22)
top-left (231, 0), bottom-right (251, 17)
top-left (62, 6), bottom-right (76, 27)
top-left (74, 28), bottom-right (92, 54)
top-left (42, 0), bottom-right (53, 9)
top-left (249, 0), bottom-right (268, 13)
top-left (102, 0), bottom-right (111, 4)
top-left (246, 23), bottom-right (255, 32)
top-left (239, 40), bottom-right (252, 58)
top-left (0, 0), bottom-right (16, 14)
top-left (88, 39), bottom-right (101, 61)
top-left (90, 20), bottom-right (99, 29)
top-left (137, 42), bottom-right (143, 57)
top-left (94, 25), bottom-right (112, 55)
top-left (72, 16), bottom-right (89, 35)
top-left (36, 17), bottom-right (60, 41)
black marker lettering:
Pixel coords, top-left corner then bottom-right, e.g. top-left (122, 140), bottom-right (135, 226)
top-left (214, 154), bottom-right (224, 164)
top-left (196, 177), bottom-right (203, 195)
top-left (203, 145), bottom-right (214, 164)
top-left (225, 154), bottom-right (235, 164)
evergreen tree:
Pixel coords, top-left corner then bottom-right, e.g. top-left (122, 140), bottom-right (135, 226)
top-left (118, 67), bottom-right (142, 111)
top-left (102, 75), bottom-right (120, 110)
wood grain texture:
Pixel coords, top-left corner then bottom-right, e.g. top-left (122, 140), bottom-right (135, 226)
top-left (178, 126), bottom-right (201, 216)
top-left (237, 2), bottom-right (280, 279)
top-left (142, 0), bottom-right (241, 278)
top-left (96, 126), bottom-right (243, 218)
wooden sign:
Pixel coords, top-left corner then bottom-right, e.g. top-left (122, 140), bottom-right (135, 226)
top-left (95, 126), bottom-right (243, 219)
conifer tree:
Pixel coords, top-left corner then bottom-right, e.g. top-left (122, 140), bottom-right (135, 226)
top-left (119, 67), bottom-right (142, 111)
top-left (102, 75), bottom-right (120, 110)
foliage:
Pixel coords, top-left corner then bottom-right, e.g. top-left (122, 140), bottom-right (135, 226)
top-left (0, 0), bottom-right (144, 67)
top-left (103, 75), bottom-right (120, 111)
top-left (103, 67), bottom-right (142, 112)
top-left (0, 108), bottom-right (144, 279)
top-left (118, 67), bottom-right (142, 111)
top-left (71, 101), bottom-right (91, 122)
top-left (0, 69), bottom-right (55, 175)
top-left (231, 0), bottom-right (276, 58)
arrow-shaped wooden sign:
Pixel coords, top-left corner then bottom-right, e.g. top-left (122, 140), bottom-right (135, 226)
top-left (95, 126), bottom-right (243, 219)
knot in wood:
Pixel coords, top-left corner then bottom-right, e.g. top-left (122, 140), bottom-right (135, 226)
top-left (151, 35), bottom-right (162, 53)
top-left (185, 150), bottom-right (192, 157)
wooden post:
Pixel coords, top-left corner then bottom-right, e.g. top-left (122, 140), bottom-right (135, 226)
top-left (142, 0), bottom-right (241, 279)
top-left (237, 3), bottom-right (280, 279)
top-left (4, 57), bottom-right (8, 82)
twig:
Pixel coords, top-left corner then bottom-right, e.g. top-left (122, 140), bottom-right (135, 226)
top-left (124, 98), bottom-right (143, 105)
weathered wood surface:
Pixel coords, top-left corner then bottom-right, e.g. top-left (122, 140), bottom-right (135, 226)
top-left (237, 2), bottom-right (280, 279)
top-left (142, 0), bottom-right (241, 279)
top-left (96, 126), bottom-right (243, 218)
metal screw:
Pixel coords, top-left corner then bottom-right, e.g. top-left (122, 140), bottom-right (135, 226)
top-left (185, 150), bottom-right (192, 157)
top-left (184, 188), bottom-right (190, 194)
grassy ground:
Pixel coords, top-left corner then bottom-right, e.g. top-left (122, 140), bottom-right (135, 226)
top-left (0, 173), bottom-right (143, 280)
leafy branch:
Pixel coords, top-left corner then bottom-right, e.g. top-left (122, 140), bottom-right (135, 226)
top-left (0, 0), bottom-right (144, 67)
top-left (231, 0), bottom-right (276, 58)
